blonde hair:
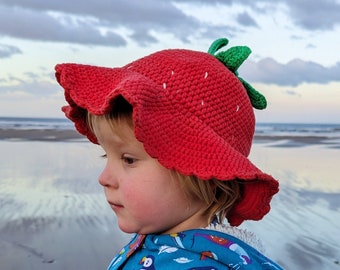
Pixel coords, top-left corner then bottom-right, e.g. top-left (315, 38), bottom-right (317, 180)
top-left (86, 96), bottom-right (242, 225)
top-left (87, 95), bottom-right (133, 137)
top-left (172, 171), bottom-right (242, 224)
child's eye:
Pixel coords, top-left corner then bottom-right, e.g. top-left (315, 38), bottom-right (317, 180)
top-left (122, 155), bottom-right (137, 165)
top-left (101, 154), bottom-right (107, 159)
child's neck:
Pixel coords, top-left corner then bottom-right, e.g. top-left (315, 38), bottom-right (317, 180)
top-left (160, 211), bottom-right (210, 235)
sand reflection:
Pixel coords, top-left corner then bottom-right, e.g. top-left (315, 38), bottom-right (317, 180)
top-left (244, 143), bottom-right (340, 269)
top-left (0, 141), bottom-right (130, 270)
top-left (0, 139), bottom-right (339, 270)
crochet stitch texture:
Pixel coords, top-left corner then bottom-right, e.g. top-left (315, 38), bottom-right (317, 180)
top-left (55, 38), bottom-right (279, 226)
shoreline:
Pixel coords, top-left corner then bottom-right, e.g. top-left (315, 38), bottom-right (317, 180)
top-left (0, 128), bottom-right (84, 141)
top-left (1, 128), bottom-right (339, 146)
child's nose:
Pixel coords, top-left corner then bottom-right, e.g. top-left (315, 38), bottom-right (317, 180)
top-left (98, 164), bottom-right (118, 188)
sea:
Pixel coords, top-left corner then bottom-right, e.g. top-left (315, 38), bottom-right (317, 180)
top-left (1, 116), bottom-right (340, 138)
top-left (0, 116), bottom-right (73, 130)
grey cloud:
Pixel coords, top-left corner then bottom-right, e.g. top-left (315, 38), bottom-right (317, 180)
top-left (194, 25), bottom-right (238, 43)
top-left (176, 0), bottom-right (340, 31)
top-left (285, 0), bottom-right (340, 30)
top-left (237, 12), bottom-right (258, 27)
top-left (0, 5), bottom-right (126, 46)
top-left (0, 0), bottom-right (200, 46)
top-left (306, 43), bottom-right (316, 49)
top-left (129, 31), bottom-right (158, 47)
top-left (7, 75), bottom-right (25, 84)
top-left (0, 79), bottom-right (58, 96)
top-left (0, 44), bottom-right (22, 58)
top-left (0, 0), bottom-right (338, 47)
top-left (240, 58), bottom-right (340, 86)
top-left (24, 72), bottom-right (41, 80)
top-left (185, 0), bottom-right (340, 31)
top-left (284, 90), bottom-right (301, 97)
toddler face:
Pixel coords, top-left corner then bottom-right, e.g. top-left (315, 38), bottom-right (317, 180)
top-left (93, 117), bottom-right (208, 234)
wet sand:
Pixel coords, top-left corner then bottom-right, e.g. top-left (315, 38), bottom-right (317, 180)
top-left (0, 129), bottom-right (339, 269)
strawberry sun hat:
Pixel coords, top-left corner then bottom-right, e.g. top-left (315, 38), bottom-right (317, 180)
top-left (55, 38), bottom-right (279, 226)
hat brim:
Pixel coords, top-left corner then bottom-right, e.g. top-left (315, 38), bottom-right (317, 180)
top-left (56, 63), bottom-right (279, 226)
top-left (134, 92), bottom-right (279, 226)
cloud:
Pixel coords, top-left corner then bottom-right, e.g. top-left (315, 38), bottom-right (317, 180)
top-left (0, 0), bottom-right (199, 46)
top-left (0, 5), bottom-right (126, 47)
top-left (179, 0), bottom-right (340, 31)
top-left (237, 12), bottom-right (258, 27)
top-left (2, 58), bottom-right (339, 99)
top-left (0, 44), bottom-right (22, 58)
top-left (0, 79), bottom-right (59, 96)
top-left (174, 0), bottom-right (340, 31)
top-left (240, 58), bottom-right (340, 86)
top-left (283, 90), bottom-right (301, 97)
top-left (0, 0), bottom-right (339, 89)
top-left (284, 0), bottom-right (340, 30)
top-left (0, 0), bottom-right (339, 48)
top-left (0, 90), bottom-right (65, 117)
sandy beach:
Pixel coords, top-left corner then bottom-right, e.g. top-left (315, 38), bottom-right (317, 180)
top-left (0, 128), bottom-right (339, 269)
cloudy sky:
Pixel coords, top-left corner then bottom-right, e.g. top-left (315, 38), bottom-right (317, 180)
top-left (0, 0), bottom-right (339, 123)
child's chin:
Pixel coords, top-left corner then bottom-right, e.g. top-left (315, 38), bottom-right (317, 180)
top-left (118, 222), bottom-right (141, 234)
top-left (118, 224), bottom-right (159, 235)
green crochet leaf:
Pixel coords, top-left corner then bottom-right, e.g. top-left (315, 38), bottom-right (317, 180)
top-left (216, 46), bottom-right (251, 73)
top-left (239, 78), bottom-right (267, 109)
top-left (208, 38), bottom-right (267, 110)
top-left (207, 38), bottom-right (229, 55)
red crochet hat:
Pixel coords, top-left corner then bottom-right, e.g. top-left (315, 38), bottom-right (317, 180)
top-left (55, 38), bottom-right (279, 226)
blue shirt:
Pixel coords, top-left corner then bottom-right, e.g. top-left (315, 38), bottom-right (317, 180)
top-left (107, 228), bottom-right (284, 269)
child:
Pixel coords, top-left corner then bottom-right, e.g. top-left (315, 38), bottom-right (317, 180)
top-left (55, 38), bottom-right (283, 269)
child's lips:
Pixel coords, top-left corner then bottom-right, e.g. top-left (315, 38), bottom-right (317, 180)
top-left (108, 200), bottom-right (123, 209)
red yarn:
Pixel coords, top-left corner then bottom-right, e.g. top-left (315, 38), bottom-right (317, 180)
top-left (55, 48), bottom-right (279, 226)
